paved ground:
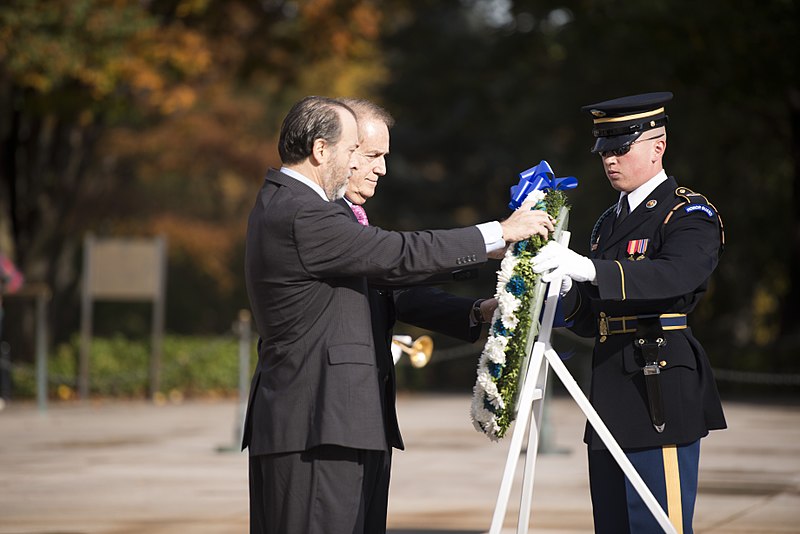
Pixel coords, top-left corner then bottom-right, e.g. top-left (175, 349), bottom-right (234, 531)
top-left (0, 393), bottom-right (798, 533)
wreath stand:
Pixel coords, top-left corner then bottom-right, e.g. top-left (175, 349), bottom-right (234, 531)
top-left (487, 230), bottom-right (678, 534)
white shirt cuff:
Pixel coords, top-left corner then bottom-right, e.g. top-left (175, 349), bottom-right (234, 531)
top-left (477, 221), bottom-right (505, 253)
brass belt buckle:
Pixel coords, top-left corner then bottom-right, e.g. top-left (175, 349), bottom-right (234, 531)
top-left (599, 312), bottom-right (609, 343)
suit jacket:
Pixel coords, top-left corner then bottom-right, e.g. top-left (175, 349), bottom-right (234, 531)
top-left (562, 176), bottom-right (726, 450)
top-left (337, 199), bottom-right (483, 450)
top-left (242, 169), bottom-right (486, 456)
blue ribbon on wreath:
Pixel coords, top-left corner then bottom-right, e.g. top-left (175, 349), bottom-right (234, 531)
top-left (508, 160), bottom-right (578, 210)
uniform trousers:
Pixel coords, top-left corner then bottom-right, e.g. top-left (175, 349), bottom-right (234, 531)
top-left (588, 440), bottom-right (700, 534)
top-left (249, 444), bottom-right (391, 534)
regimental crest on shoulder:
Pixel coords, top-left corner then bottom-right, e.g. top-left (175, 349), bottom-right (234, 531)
top-left (668, 186), bottom-right (718, 222)
top-left (684, 204), bottom-right (715, 217)
top-left (666, 184), bottom-right (725, 256)
top-left (626, 238), bottom-right (649, 261)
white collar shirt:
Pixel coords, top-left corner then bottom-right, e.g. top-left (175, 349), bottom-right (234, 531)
top-left (618, 169), bottom-right (668, 214)
top-left (280, 166), bottom-right (328, 201)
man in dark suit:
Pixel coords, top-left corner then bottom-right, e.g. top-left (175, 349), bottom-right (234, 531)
top-left (334, 98), bottom-right (496, 528)
top-left (243, 95), bottom-right (554, 534)
top-left (532, 92), bottom-right (726, 534)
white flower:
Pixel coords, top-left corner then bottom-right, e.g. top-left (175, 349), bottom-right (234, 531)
top-left (498, 293), bottom-right (521, 331)
top-left (484, 336), bottom-right (508, 364)
top-left (499, 255), bottom-right (517, 282)
top-left (497, 291), bottom-right (520, 315)
top-left (476, 368), bottom-right (495, 390)
top-left (496, 279), bottom-right (509, 297)
top-left (476, 369), bottom-right (505, 409)
top-left (489, 305), bottom-right (501, 325)
top-left (501, 311), bottom-right (519, 331)
top-left (524, 189), bottom-right (546, 205)
top-left (488, 391), bottom-right (505, 410)
top-left (470, 403), bottom-right (500, 439)
top-left (471, 379), bottom-right (503, 440)
top-left (472, 417), bottom-right (487, 433)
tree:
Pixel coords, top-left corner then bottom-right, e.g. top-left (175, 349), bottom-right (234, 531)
top-left (0, 0), bottom-right (390, 345)
top-left (0, 0), bottom-right (215, 347)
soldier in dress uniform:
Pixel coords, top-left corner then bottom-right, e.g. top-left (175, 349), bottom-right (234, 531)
top-left (532, 92), bottom-right (726, 534)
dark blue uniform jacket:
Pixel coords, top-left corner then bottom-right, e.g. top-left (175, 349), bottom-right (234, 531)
top-left (562, 175), bottom-right (727, 450)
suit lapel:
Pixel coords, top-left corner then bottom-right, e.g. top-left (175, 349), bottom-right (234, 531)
top-left (598, 177), bottom-right (676, 253)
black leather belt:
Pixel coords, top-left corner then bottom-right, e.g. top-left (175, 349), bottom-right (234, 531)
top-left (598, 313), bottom-right (686, 342)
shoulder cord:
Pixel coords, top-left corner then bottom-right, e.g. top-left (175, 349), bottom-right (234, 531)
top-left (589, 204), bottom-right (617, 250)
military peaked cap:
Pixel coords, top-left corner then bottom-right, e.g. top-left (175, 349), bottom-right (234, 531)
top-left (581, 91), bottom-right (673, 153)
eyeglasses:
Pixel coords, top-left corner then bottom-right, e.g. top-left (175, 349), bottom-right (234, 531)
top-left (599, 134), bottom-right (665, 158)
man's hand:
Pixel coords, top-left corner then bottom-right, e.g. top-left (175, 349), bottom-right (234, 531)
top-left (532, 241), bottom-right (597, 284)
top-left (499, 198), bottom-right (555, 243)
top-left (479, 298), bottom-right (498, 322)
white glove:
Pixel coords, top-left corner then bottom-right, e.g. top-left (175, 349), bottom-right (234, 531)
top-left (558, 275), bottom-right (573, 296)
top-left (532, 241), bottom-right (597, 285)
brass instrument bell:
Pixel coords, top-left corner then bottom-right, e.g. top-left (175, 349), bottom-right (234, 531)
top-left (391, 335), bottom-right (434, 368)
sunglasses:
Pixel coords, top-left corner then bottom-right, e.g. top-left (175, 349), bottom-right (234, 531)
top-left (599, 133), bottom-right (665, 158)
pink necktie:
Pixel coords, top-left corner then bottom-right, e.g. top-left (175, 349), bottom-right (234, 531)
top-left (350, 204), bottom-right (369, 226)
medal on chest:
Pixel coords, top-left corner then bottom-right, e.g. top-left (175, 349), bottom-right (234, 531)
top-left (626, 238), bottom-right (649, 260)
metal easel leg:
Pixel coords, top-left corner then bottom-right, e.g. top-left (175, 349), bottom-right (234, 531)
top-left (516, 353), bottom-right (549, 534)
top-left (488, 340), bottom-right (546, 534)
top-left (487, 230), bottom-right (569, 534)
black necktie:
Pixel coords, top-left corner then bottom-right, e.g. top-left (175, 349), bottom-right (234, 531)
top-left (614, 196), bottom-right (629, 230)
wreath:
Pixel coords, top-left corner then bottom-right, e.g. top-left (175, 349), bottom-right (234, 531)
top-left (471, 161), bottom-right (574, 441)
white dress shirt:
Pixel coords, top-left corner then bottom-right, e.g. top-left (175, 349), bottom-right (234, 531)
top-left (618, 169), bottom-right (668, 214)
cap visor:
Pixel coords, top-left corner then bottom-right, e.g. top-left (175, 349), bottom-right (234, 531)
top-left (591, 132), bottom-right (641, 154)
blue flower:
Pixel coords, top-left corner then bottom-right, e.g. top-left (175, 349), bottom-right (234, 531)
top-left (493, 320), bottom-right (509, 337)
top-left (513, 240), bottom-right (528, 255)
top-left (505, 275), bottom-right (526, 297)
top-left (488, 361), bottom-right (503, 378)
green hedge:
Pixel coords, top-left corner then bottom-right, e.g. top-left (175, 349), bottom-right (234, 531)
top-left (10, 335), bottom-right (257, 400)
